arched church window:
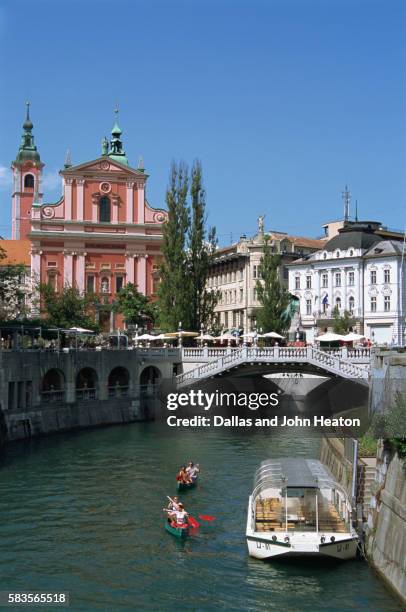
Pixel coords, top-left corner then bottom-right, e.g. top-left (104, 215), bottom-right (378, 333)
top-left (335, 297), bottom-right (341, 311)
top-left (99, 196), bottom-right (111, 223)
top-left (24, 174), bottom-right (35, 188)
top-left (348, 296), bottom-right (355, 314)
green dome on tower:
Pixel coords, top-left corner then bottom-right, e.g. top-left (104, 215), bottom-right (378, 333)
top-left (15, 102), bottom-right (41, 165)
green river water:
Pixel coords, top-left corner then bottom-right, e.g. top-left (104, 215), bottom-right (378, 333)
top-left (0, 423), bottom-right (403, 611)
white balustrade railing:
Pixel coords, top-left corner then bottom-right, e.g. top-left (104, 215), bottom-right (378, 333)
top-left (176, 345), bottom-right (370, 386)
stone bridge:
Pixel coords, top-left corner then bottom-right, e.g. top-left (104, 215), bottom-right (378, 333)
top-left (176, 346), bottom-right (370, 388)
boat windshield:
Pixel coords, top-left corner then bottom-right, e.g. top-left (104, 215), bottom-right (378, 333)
top-left (251, 458), bottom-right (352, 534)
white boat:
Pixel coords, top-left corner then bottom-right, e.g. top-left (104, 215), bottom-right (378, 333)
top-left (246, 458), bottom-right (358, 561)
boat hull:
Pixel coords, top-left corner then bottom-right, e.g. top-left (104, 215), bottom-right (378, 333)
top-left (176, 480), bottom-right (197, 492)
top-left (246, 534), bottom-right (358, 561)
top-left (165, 521), bottom-right (189, 539)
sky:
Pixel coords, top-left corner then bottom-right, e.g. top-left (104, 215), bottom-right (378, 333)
top-left (0, 0), bottom-right (405, 244)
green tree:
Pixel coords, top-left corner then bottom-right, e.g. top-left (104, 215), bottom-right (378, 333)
top-left (39, 283), bottom-right (99, 330)
top-left (332, 306), bottom-right (352, 334)
top-left (112, 282), bottom-right (154, 326)
top-left (157, 161), bottom-right (191, 330)
top-left (0, 263), bottom-right (30, 321)
top-left (254, 237), bottom-right (290, 333)
top-left (188, 160), bottom-right (219, 330)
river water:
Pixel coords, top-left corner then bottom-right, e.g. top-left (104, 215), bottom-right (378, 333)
top-left (0, 423), bottom-right (402, 611)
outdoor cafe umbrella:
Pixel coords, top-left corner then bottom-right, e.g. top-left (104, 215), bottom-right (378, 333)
top-left (262, 331), bottom-right (285, 339)
top-left (342, 332), bottom-right (365, 342)
top-left (67, 327), bottom-right (95, 333)
top-left (164, 331), bottom-right (199, 338)
top-left (316, 332), bottom-right (345, 342)
top-left (198, 333), bottom-right (216, 342)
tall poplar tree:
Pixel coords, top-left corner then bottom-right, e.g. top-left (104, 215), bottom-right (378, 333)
top-left (188, 160), bottom-right (219, 331)
top-left (157, 161), bottom-right (191, 330)
top-left (255, 237), bottom-right (291, 333)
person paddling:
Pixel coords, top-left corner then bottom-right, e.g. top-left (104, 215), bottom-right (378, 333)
top-left (171, 502), bottom-right (189, 527)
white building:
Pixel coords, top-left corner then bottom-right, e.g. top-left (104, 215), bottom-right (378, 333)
top-left (288, 221), bottom-right (406, 345)
top-left (208, 219), bottom-right (326, 332)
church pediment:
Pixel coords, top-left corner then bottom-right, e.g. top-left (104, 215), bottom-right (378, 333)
top-left (61, 157), bottom-right (147, 179)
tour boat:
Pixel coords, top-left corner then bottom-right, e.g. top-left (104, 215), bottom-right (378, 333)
top-left (165, 520), bottom-right (189, 539)
top-left (246, 458), bottom-right (358, 561)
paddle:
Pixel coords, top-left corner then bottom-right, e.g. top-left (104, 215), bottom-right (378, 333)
top-left (187, 515), bottom-right (200, 528)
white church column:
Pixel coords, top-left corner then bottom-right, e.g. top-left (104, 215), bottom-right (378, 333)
top-left (64, 251), bottom-right (73, 286)
top-left (76, 179), bottom-right (84, 221)
top-left (137, 181), bottom-right (145, 224)
top-left (65, 178), bottom-right (73, 220)
top-left (137, 255), bottom-right (147, 294)
top-left (125, 252), bottom-right (136, 284)
top-left (126, 182), bottom-right (134, 223)
top-left (76, 252), bottom-right (86, 292)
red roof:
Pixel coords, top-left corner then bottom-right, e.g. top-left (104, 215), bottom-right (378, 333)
top-left (0, 240), bottom-right (31, 266)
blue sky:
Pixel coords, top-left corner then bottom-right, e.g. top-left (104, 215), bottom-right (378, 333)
top-left (0, 0), bottom-right (405, 244)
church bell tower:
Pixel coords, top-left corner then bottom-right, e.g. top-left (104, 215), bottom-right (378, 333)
top-left (11, 102), bottom-right (44, 239)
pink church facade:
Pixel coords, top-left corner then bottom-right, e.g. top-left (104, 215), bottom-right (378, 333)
top-left (11, 105), bottom-right (167, 330)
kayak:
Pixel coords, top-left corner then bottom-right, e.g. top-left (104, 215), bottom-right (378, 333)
top-left (165, 520), bottom-right (189, 539)
top-left (176, 479), bottom-right (198, 492)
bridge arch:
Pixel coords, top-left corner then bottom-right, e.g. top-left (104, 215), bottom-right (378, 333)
top-left (76, 367), bottom-right (98, 400)
top-left (108, 366), bottom-right (130, 397)
top-left (41, 368), bottom-right (65, 403)
top-left (140, 365), bottom-right (162, 386)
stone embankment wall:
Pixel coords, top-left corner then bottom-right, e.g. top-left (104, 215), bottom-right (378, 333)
top-left (0, 349), bottom-right (179, 443)
top-left (366, 444), bottom-right (406, 603)
top-left (320, 437), bottom-right (354, 497)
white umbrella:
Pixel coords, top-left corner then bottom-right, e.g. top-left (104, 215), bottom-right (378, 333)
top-left (198, 334), bottom-right (216, 341)
top-left (137, 333), bottom-right (158, 340)
top-left (342, 332), bottom-right (365, 342)
top-left (68, 327), bottom-right (95, 333)
top-left (316, 332), bottom-right (345, 342)
top-left (263, 331), bottom-right (285, 339)
top-left (165, 331), bottom-right (199, 338)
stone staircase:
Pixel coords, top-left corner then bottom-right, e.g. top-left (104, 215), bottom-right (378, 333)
top-left (357, 457), bottom-right (377, 520)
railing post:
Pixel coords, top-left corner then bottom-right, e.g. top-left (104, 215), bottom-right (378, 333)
top-left (274, 346), bottom-right (279, 359)
top-left (341, 346), bottom-right (348, 359)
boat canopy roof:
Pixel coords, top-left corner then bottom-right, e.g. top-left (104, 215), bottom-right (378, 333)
top-left (253, 458), bottom-right (338, 494)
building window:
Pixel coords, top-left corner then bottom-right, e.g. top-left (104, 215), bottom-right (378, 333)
top-left (253, 288), bottom-right (258, 301)
top-left (47, 273), bottom-right (57, 291)
top-left (384, 269), bottom-right (391, 284)
top-left (101, 276), bottom-right (110, 293)
top-left (335, 297), bottom-right (341, 311)
top-left (348, 296), bottom-right (355, 314)
top-left (86, 275), bottom-right (95, 293)
top-left (306, 275), bottom-right (312, 289)
top-left (295, 276), bottom-right (300, 290)
top-left (99, 196), bottom-right (111, 223)
top-left (370, 270), bottom-right (377, 285)
top-left (24, 174), bottom-right (34, 188)
top-left (253, 265), bottom-right (258, 279)
top-left (116, 276), bottom-right (124, 293)
top-left (306, 299), bottom-right (312, 315)
top-left (321, 273), bottom-right (328, 288)
top-left (239, 269), bottom-right (243, 280)
top-left (348, 271), bottom-right (354, 286)
top-left (335, 272), bottom-right (341, 287)
top-left (384, 296), bottom-right (390, 312)
top-left (240, 288), bottom-right (243, 303)
top-left (370, 297), bottom-right (377, 312)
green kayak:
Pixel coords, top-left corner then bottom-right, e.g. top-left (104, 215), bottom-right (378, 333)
top-left (176, 479), bottom-right (198, 492)
top-left (165, 520), bottom-right (189, 539)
